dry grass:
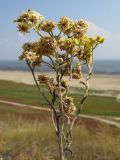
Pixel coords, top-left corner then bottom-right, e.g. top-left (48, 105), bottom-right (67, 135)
top-left (0, 115), bottom-right (120, 160)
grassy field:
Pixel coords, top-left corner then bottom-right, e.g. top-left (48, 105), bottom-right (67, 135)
top-left (0, 104), bottom-right (120, 160)
top-left (0, 80), bottom-right (120, 159)
top-left (0, 80), bottom-right (120, 116)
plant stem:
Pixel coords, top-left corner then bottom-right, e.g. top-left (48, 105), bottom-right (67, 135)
top-left (26, 60), bottom-right (51, 106)
top-left (58, 116), bottom-right (65, 160)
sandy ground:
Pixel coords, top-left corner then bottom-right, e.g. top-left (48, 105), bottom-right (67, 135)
top-left (0, 70), bottom-right (120, 91)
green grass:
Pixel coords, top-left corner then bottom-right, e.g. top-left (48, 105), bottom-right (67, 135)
top-left (0, 80), bottom-right (120, 116)
top-left (72, 94), bottom-right (120, 116)
top-left (0, 80), bottom-right (51, 106)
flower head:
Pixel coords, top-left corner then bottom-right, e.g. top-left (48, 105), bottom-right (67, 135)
top-left (63, 96), bottom-right (76, 114)
top-left (72, 73), bottom-right (81, 79)
top-left (73, 20), bottom-right (88, 38)
top-left (14, 9), bottom-right (44, 33)
top-left (20, 41), bottom-right (42, 66)
top-left (38, 74), bottom-right (49, 84)
top-left (95, 36), bottom-right (105, 44)
top-left (58, 38), bottom-right (76, 54)
top-left (22, 42), bottom-right (37, 52)
top-left (41, 20), bottom-right (56, 32)
top-left (72, 62), bottom-right (82, 79)
top-left (73, 27), bottom-right (85, 38)
top-left (17, 23), bottom-right (30, 33)
top-left (20, 51), bottom-right (39, 62)
top-left (38, 36), bottom-right (57, 56)
top-left (58, 16), bottom-right (74, 35)
top-left (61, 80), bottom-right (69, 88)
top-left (64, 96), bottom-right (73, 105)
top-left (77, 19), bottom-right (89, 29)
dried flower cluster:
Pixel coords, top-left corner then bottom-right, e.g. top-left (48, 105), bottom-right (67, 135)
top-left (14, 9), bottom-right (104, 71)
top-left (15, 9), bottom-right (104, 112)
top-left (14, 9), bottom-right (104, 160)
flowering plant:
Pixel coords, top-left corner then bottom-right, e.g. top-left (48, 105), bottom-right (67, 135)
top-left (14, 9), bottom-right (104, 160)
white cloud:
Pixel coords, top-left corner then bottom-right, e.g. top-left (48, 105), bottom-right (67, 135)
top-left (88, 21), bottom-right (111, 38)
top-left (84, 21), bottom-right (120, 60)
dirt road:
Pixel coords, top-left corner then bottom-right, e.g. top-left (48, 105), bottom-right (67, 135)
top-left (0, 99), bottom-right (120, 128)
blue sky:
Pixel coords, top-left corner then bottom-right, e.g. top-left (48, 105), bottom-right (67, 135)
top-left (0, 0), bottom-right (120, 60)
